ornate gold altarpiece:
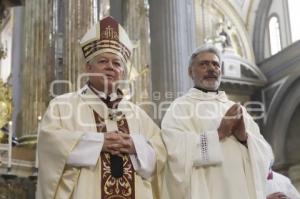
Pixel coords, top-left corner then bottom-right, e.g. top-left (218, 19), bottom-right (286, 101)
top-left (20, 0), bottom-right (151, 136)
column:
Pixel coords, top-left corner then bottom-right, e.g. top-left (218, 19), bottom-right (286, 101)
top-left (20, 0), bottom-right (98, 136)
top-left (63, 0), bottom-right (97, 92)
top-left (21, 0), bottom-right (55, 136)
top-left (149, 0), bottom-right (196, 120)
top-left (123, 0), bottom-right (152, 105)
top-left (11, 7), bottom-right (24, 136)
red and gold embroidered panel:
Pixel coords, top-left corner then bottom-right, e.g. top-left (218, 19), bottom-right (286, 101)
top-left (93, 111), bottom-right (135, 199)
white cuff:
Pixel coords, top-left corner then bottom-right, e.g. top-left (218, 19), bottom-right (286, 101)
top-left (193, 131), bottom-right (223, 167)
top-left (66, 132), bottom-right (104, 167)
top-left (130, 133), bottom-right (156, 179)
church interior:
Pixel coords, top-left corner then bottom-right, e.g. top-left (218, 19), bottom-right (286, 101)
top-left (0, 0), bottom-right (300, 197)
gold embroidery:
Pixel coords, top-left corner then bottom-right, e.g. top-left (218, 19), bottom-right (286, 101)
top-left (93, 111), bottom-right (135, 199)
top-left (103, 154), bottom-right (133, 197)
top-left (102, 26), bottom-right (119, 40)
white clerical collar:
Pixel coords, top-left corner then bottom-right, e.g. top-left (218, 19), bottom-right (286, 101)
top-left (89, 85), bottom-right (119, 101)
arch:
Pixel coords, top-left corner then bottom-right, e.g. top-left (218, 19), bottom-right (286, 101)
top-left (264, 74), bottom-right (300, 166)
top-left (194, 0), bottom-right (256, 62)
top-left (213, 0), bottom-right (255, 62)
top-left (253, 0), bottom-right (273, 63)
top-left (268, 14), bottom-right (282, 55)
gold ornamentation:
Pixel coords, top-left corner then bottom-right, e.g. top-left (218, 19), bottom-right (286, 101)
top-left (0, 43), bottom-right (7, 59)
top-left (0, 79), bottom-right (12, 128)
top-left (102, 26), bottom-right (119, 40)
top-left (94, 111), bottom-right (135, 199)
top-left (102, 153), bottom-right (133, 198)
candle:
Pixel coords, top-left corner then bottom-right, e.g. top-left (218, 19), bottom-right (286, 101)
top-left (35, 116), bottom-right (42, 168)
top-left (8, 121), bottom-right (12, 133)
top-left (8, 121), bottom-right (12, 169)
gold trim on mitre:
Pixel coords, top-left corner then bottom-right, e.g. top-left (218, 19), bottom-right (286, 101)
top-left (80, 16), bottom-right (133, 65)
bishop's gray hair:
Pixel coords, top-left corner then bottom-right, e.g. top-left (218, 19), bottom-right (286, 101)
top-left (188, 44), bottom-right (222, 68)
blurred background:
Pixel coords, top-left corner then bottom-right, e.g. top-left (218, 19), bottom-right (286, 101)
top-left (0, 0), bottom-right (300, 198)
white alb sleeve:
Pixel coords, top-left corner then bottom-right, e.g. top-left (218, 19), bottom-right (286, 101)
top-left (66, 132), bottom-right (104, 167)
top-left (129, 133), bottom-right (156, 180)
top-left (193, 131), bottom-right (223, 167)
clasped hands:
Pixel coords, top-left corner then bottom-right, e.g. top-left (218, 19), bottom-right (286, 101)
top-left (218, 103), bottom-right (248, 142)
top-left (102, 132), bottom-right (136, 156)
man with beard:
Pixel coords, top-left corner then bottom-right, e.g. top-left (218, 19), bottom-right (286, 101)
top-left (161, 44), bottom-right (274, 199)
top-left (37, 16), bottom-right (166, 199)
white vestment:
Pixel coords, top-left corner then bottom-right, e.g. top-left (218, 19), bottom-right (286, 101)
top-left (161, 88), bottom-right (273, 199)
top-left (266, 172), bottom-right (300, 199)
top-left (37, 85), bottom-right (166, 199)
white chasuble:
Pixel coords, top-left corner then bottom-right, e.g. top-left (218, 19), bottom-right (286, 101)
top-left (161, 88), bottom-right (273, 199)
top-left (37, 85), bottom-right (166, 199)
